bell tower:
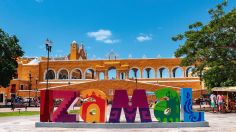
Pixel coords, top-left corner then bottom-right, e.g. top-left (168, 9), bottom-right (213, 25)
top-left (69, 40), bottom-right (87, 60)
top-left (70, 40), bottom-right (79, 60)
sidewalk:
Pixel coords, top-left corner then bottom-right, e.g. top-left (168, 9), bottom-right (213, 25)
top-left (0, 107), bottom-right (40, 112)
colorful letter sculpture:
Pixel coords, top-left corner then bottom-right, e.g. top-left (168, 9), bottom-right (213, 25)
top-left (109, 89), bottom-right (152, 123)
top-left (39, 87), bottom-right (205, 124)
top-left (40, 90), bottom-right (79, 122)
top-left (154, 88), bottom-right (180, 122)
top-left (180, 88), bottom-right (204, 122)
top-left (79, 89), bottom-right (107, 123)
top-left (40, 90), bottom-right (54, 122)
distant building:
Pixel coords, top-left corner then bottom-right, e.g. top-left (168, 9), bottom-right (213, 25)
top-left (0, 41), bottom-right (203, 105)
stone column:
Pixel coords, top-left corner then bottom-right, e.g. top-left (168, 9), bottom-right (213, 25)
top-left (169, 68), bottom-right (172, 78)
top-left (125, 71), bottom-right (129, 79)
top-left (95, 71), bottom-right (99, 80)
top-left (140, 68), bottom-right (143, 78)
top-left (116, 71), bottom-right (120, 80)
top-left (182, 67), bottom-right (186, 78)
top-left (155, 69), bottom-right (158, 78)
top-left (104, 70), bottom-right (108, 80)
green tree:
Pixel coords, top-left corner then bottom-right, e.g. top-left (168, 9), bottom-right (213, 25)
top-left (0, 28), bottom-right (24, 87)
top-left (172, 1), bottom-right (236, 90)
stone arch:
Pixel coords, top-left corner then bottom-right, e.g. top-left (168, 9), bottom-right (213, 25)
top-left (84, 68), bottom-right (96, 79)
top-left (70, 68), bottom-right (83, 79)
top-left (129, 67), bottom-right (141, 79)
top-left (108, 66), bottom-right (116, 80)
top-left (99, 72), bottom-right (105, 80)
top-left (172, 66), bottom-right (183, 78)
top-left (44, 68), bottom-right (56, 80)
top-left (57, 68), bottom-right (69, 79)
top-left (158, 67), bottom-right (169, 78)
top-left (186, 66), bottom-right (195, 77)
top-left (120, 72), bottom-right (126, 80)
top-left (143, 67), bottom-right (155, 79)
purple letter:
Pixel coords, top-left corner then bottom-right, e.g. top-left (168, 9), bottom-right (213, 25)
top-left (109, 89), bottom-right (152, 123)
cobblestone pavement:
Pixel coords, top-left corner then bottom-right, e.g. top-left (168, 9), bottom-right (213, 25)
top-left (0, 110), bottom-right (236, 132)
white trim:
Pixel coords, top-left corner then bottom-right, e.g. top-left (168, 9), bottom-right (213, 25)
top-left (18, 90), bottom-right (40, 92)
top-left (157, 80), bottom-right (200, 82)
top-left (39, 80), bottom-right (97, 90)
top-left (39, 58), bottom-right (180, 62)
top-left (138, 80), bottom-right (200, 83)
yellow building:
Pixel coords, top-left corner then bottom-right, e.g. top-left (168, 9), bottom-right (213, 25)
top-left (0, 41), bottom-right (204, 105)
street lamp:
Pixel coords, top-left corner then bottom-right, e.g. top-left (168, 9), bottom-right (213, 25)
top-left (134, 70), bottom-right (138, 89)
top-left (28, 71), bottom-right (32, 107)
top-left (35, 77), bottom-right (38, 98)
top-left (45, 38), bottom-right (53, 90)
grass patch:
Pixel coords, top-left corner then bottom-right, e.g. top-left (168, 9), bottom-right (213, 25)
top-left (0, 111), bottom-right (40, 117)
top-left (0, 109), bottom-right (80, 117)
top-left (69, 109), bottom-right (80, 114)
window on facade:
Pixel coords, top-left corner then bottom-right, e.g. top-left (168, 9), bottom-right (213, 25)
top-left (58, 69), bottom-right (69, 79)
top-left (85, 69), bottom-right (95, 79)
top-left (143, 68), bottom-right (155, 78)
top-left (158, 68), bottom-right (169, 78)
top-left (71, 69), bottom-right (82, 79)
top-left (45, 70), bottom-right (56, 80)
top-left (172, 67), bottom-right (183, 78)
top-left (20, 84), bottom-right (24, 90)
top-left (0, 94), bottom-right (3, 103)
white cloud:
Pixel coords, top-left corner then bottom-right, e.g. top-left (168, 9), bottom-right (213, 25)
top-left (35, 0), bottom-right (44, 3)
top-left (156, 54), bottom-right (161, 58)
top-left (128, 54), bottom-right (132, 59)
top-left (136, 34), bottom-right (152, 42)
top-left (142, 54), bottom-right (147, 58)
top-left (87, 29), bottom-right (119, 44)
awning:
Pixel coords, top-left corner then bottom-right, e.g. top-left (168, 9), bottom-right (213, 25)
top-left (212, 86), bottom-right (236, 92)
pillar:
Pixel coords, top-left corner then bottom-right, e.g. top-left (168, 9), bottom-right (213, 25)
top-left (140, 69), bottom-right (143, 78)
top-left (182, 67), bottom-right (186, 78)
top-left (104, 70), bottom-right (108, 80)
top-left (125, 71), bottom-right (129, 79)
top-left (155, 69), bottom-right (158, 78)
top-left (95, 71), bottom-right (99, 80)
top-left (169, 68), bottom-right (172, 78)
top-left (116, 71), bottom-right (120, 80)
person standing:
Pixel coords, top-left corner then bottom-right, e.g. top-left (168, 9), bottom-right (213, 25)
top-left (210, 93), bottom-right (217, 112)
top-left (217, 94), bottom-right (223, 111)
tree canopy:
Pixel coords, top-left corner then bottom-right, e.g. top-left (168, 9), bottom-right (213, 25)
top-left (0, 28), bottom-right (24, 87)
top-left (172, 1), bottom-right (236, 90)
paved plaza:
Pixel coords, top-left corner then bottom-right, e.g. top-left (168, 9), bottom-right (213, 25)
top-left (0, 107), bottom-right (236, 132)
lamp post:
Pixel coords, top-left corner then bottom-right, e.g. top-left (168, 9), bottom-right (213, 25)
top-left (35, 77), bottom-right (38, 98)
top-left (134, 70), bottom-right (138, 89)
top-left (28, 71), bottom-right (32, 107)
top-left (41, 39), bottom-right (52, 122)
top-left (45, 38), bottom-right (52, 90)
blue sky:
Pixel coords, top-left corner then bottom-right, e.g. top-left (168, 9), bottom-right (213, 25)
top-left (0, 0), bottom-right (236, 59)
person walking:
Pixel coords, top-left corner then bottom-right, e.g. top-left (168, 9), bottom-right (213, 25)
top-left (210, 93), bottom-right (217, 112)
